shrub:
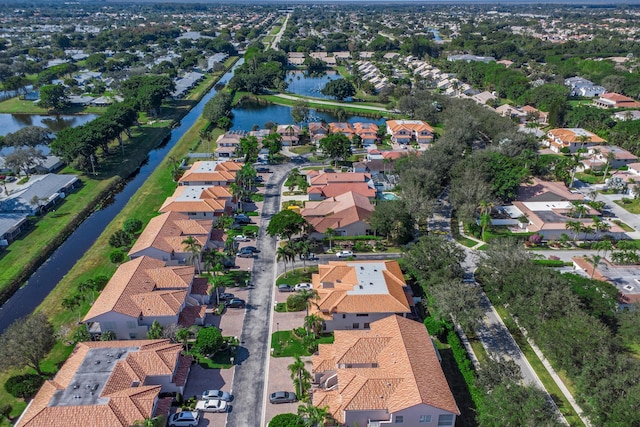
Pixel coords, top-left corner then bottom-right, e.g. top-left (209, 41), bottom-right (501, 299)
top-left (0, 404), bottom-right (11, 420)
top-left (528, 233), bottom-right (543, 245)
top-left (123, 218), bottom-right (143, 234)
top-left (109, 229), bottom-right (133, 248)
top-left (447, 328), bottom-right (484, 412)
top-left (286, 293), bottom-right (306, 311)
top-left (353, 241), bottom-right (373, 252)
top-left (269, 413), bottom-right (305, 427)
top-left (532, 259), bottom-right (565, 267)
top-left (4, 374), bottom-right (44, 399)
top-left (622, 197), bottom-right (633, 204)
top-left (110, 250), bottom-right (125, 264)
top-left (424, 315), bottom-right (447, 341)
top-left (72, 327), bottom-right (92, 343)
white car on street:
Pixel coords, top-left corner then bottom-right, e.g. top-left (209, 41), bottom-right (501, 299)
top-left (336, 250), bottom-right (354, 258)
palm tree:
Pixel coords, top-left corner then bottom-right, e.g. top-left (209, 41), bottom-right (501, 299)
top-left (565, 220), bottom-right (582, 242)
top-left (304, 313), bottom-right (323, 339)
top-left (478, 200), bottom-right (494, 241)
top-left (297, 403), bottom-right (332, 427)
top-left (603, 151), bottom-right (617, 182)
top-left (298, 289), bottom-right (320, 319)
top-left (277, 246), bottom-right (290, 277)
top-left (296, 240), bottom-right (311, 271)
top-left (203, 250), bottom-right (225, 303)
top-left (182, 236), bottom-right (202, 273)
top-left (586, 254), bottom-right (603, 279)
top-left (594, 239), bottom-right (613, 258)
top-left (176, 327), bottom-right (190, 351)
top-left (288, 356), bottom-right (312, 400)
top-left (325, 227), bottom-right (335, 251)
top-left (132, 415), bottom-right (166, 427)
top-left (569, 201), bottom-right (588, 219)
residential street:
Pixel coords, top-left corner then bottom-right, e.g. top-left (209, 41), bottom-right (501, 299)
top-left (226, 162), bottom-right (295, 427)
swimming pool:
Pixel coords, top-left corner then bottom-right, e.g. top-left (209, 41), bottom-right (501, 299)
top-left (382, 193), bottom-right (398, 201)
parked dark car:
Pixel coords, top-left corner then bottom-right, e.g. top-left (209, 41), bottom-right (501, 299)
top-left (278, 284), bottom-right (294, 292)
top-left (269, 391), bottom-right (297, 404)
top-left (237, 250), bottom-right (253, 258)
top-left (242, 246), bottom-right (259, 253)
top-left (226, 298), bottom-right (246, 308)
top-left (218, 293), bottom-right (234, 301)
top-left (234, 214), bottom-right (251, 224)
top-left (256, 167), bottom-right (271, 173)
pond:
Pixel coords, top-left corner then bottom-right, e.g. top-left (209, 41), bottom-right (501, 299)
top-left (231, 99), bottom-right (385, 131)
top-left (0, 113), bottom-right (99, 136)
top-left (284, 70), bottom-right (340, 99)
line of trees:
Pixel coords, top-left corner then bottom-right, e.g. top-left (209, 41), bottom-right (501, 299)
top-left (50, 102), bottom-right (138, 172)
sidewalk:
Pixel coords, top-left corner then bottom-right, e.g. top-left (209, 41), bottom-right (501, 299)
top-left (458, 221), bottom-right (485, 250)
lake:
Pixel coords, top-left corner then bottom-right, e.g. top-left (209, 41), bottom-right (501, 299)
top-left (284, 70), bottom-right (340, 99)
top-left (231, 99), bottom-right (385, 131)
top-left (0, 113), bottom-right (99, 136)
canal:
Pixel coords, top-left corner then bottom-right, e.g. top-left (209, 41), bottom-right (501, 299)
top-left (0, 60), bottom-right (244, 332)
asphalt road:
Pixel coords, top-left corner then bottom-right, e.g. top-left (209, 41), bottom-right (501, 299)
top-left (226, 162), bottom-right (295, 427)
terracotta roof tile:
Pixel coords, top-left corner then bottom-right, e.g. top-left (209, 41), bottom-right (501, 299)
top-left (312, 316), bottom-right (460, 421)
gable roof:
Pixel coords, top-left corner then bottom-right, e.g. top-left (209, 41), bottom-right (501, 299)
top-left (159, 186), bottom-right (229, 214)
top-left (178, 161), bottom-right (238, 185)
top-left (312, 316), bottom-right (460, 424)
top-left (517, 178), bottom-right (582, 202)
top-left (17, 340), bottom-right (186, 427)
top-left (386, 119), bottom-right (433, 134)
top-left (83, 257), bottom-right (193, 321)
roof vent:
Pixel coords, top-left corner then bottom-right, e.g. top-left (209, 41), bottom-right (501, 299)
top-left (369, 282), bottom-right (373, 286)
top-left (373, 269), bottom-right (377, 272)
top-left (359, 285), bottom-right (363, 289)
top-left (336, 279), bottom-right (341, 283)
top-left (360, 266), bottom-right (364, 270)
top-left (131, 381), bottom-right (140, 387)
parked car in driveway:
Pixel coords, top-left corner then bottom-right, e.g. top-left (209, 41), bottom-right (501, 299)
top-left (202, 389), bottom-right (233, 401)
top-left (234, 214), bottom-right (251, 224)
top-left (269, 391), bottom-right (297, 404)
top-left (234, 234), bottom-right (249, 242)
top-left (196, 399), bottom-right (228, 413)
top-left (168, 411), bottom-right (200, 427)
top-left (294, 283), bottom-right (313, 291)
top-left (218, 293), bottom-right (234, 301)
top-left (242, 245), bottom-right (259, 253)
top-left (336, 250), bottom-right (354, 258)
top-left (256, 167), bottom-right (271, 173)
top-left (300, 253), bottom-right (319, 261)
top-left (237, 249), bottom-right (254, 258)
top-left (278, 284), bottom-right (294, 292)
top-left (226, 298), bottom-right (246, 308)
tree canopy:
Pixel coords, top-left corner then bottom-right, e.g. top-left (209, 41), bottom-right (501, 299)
top-left (267, 210), bottom-right (307, 240)
top-left (320, 78), bottom-right (356, 100)
top-left (0, 313), bottom-right (55, 376)
top-left (318, 133), bottom-right (352, 165)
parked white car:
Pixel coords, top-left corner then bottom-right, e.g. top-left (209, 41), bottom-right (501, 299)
top-left (294, 283), bottom-right (313, 291)
top-left (335, 250), bottom-right (354, 258)
top-left (196, 398), bottom-right (228, 413)
top-left (168, 411), bottom-right (200, 427)
top-left (234, 234), bottom-right (249, 242)
top-left (202, 389), bottom-right (233, 401)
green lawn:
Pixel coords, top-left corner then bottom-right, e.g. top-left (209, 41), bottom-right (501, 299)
top-left (271, 330), bottom-right (334, 358)
top-left (613, 219), bottom-right (635, 232)
top-left (289, 145), bottom-right (315, 155)
top-left (614, 199), bottom-right (640, 214)
top-left (575, 172), bottom-right (603, 185)
top-left (276, 267), bottom-right (318, 287)
top-left (0, 97), bottom-right (108, 114)
top-left (258, 94), bottom-right (399, 119)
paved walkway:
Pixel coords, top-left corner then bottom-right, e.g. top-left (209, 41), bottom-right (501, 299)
top-left (270, 14), bottom-right (289, 50)
top-left (272, 93), bottom-right (390, 113)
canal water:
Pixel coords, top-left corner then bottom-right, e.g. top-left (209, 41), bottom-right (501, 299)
top-left (284, 70), bottom-right (339, 99)
top-left (0, 60), bottom-right (244, 333)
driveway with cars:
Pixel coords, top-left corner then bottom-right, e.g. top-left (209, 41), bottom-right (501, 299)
top-left (226, 162), bottom-right (297, 427)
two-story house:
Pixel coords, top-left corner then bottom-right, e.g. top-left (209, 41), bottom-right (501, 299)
top-left (127, 211), bottom-right (214, 265)
top-left (16, 339), bottom-right (191, 427)
top-left (545, 128), bottom-right (606, 154)
top-left (312, 315), bottom-right (460, 427)
top-left (83, 256), bottom-right (208, 340)
top-left (178, 160), bottom-right (240, 186)
top-left (159, 185), bottom-right (234, 220)
top-left (385, 120), bottom-right (434, 144)
top-left (309, 260), bottom-right (413, 332)
top-left (301, 192), bottom-right (375, 239)
top-left (215, 131), bottom-right (246, 158)
top-left (353, 122), bottom-right (379, 146)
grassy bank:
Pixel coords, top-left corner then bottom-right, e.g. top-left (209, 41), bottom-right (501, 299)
top-left (258, 93), bottom-right (400, 119)
top-left (0, 61), bottom-right (236, 424)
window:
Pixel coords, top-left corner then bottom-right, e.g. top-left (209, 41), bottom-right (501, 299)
top-left (395, 415), bottom-right (404, 423)
top-left (419, 415), bottom-right (432, 423)
top-left (102, 321), bottom-right (116, 331)
top-left (352, 323), bottom-right (359, 329)
top-left (438, 414), bottom-right (454, 426)
top-left (342, 314), bottom-right (346, 319)
top-left (129, 333), bottom-right (137, 339)
top-left (188, 212), bottom-right (197, 216)
top-left (126, 321), bottom-right (137, 329)
top-left (364, 323), bottom-right (370, 329)
top-left (356, 313), bottom-right (369, 317)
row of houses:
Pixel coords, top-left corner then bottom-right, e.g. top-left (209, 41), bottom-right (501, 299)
top-left (0, 174), bottom-right (80, 247)
top-left (82, 160), bottom-right (242, 340)
top-left (356, 61), bottom-right (392, 92)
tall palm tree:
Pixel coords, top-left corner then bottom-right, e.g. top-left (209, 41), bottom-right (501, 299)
top-left (299, 289), bottom-right (319, 319)
top-left (594, 239), bottom-right (613, 258)
top-left (602, 151), bottom-right (617, 182)
top-left (296, 240), bottom-right (311, 271)
top-left (176, 327), bottom-right (190, 351)
top-left (304, 313), bottom-right (323, 339)
top-left (565, 220), bottom-right (582, 242)
top-left (325, 227), bottom-right (335, 251)
top-left (203, 250), bottom-right (225, 303)
top-left (297, 403), bottom-right (332, 427)
top-left (288, 356), bottom-right (311, 400)
top-left (586, 254), bottom-right (603, 279)
top-left (182, 236), bottom-right (202, 273)
top-left (132, 415), bottom-right (166, 427)
top-left (277, 246), bottom-right (290, 277)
